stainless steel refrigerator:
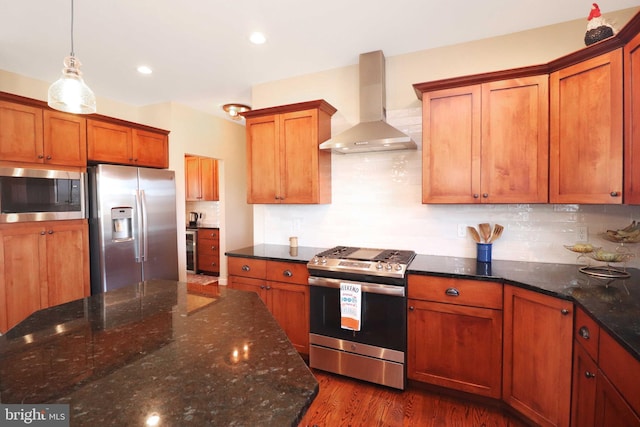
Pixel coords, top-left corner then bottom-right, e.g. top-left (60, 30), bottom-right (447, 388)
top-left (88, 164), bottom-right (178, 294)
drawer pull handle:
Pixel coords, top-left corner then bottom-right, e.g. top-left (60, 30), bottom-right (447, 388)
top-left (283, 270), bottom-right (293, 277)
top-left (585, 371), bottom-right (596, 379)
top-left (579, 326), bottom-right (590, 340)
top-left (409, 306), bottom-right (415, 311)
top-left (445, 288), bottom-right (460, 297)
top-left (241, 265), bottom-right (250, 272)
top-left (561, 308), bottom-right (570, 315)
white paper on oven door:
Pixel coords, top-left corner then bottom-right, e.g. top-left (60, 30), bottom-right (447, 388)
top-left (340, 282), bottom-right (362, 331)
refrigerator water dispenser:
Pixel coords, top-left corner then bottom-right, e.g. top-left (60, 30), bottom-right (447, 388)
top-left (111, 207), bottom-right (133, 241)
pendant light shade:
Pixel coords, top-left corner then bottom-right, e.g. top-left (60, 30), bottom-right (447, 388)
top-left (48, 0), bottom-right (96, 114)
top-left (48, 55), bottom-right (96, 114)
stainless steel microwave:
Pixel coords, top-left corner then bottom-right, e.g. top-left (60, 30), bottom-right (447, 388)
top-left (0, 167), bottom-right (86, 223)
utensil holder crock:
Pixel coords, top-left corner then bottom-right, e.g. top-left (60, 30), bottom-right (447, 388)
top-left (477, 243), bottom-right (492, 263)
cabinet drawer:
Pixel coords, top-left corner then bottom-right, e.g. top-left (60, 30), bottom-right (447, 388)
top-left (266, 261), bottom-right (309, 285)
top-left (574, 307), bottom-right (600, 362)
top-left (599, 331), bottom-right (640, 416)
top-left (227, 257), bottom-right (266, 279)
top-left (407, 276), bottom-right (502, 309)
top-left (197, 243), bottom-right (219, 257)
top-left (198, 254), bottom-right (220, 272)
top-left (198, 228), bottom-right (219, 240)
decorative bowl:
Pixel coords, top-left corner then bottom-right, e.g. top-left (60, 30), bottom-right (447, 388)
top-left (564, 244), bottom-right (597, 254)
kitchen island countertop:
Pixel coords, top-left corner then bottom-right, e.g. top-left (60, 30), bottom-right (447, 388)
top-left (0, 280), bottom-right (317, 426)
top-left (226, 244), bottom-right (640, 363)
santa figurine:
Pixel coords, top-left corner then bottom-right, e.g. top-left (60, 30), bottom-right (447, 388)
top-left (585, 3), bottom-right (616, 45)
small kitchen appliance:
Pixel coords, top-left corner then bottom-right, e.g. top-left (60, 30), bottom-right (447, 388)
top-left (307, 246), bottom-right (416, 390)
top-left (189, 211), bottom-right (199, 228)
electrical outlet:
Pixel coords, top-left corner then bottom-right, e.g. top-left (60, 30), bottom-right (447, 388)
top-left (457, 224), bottom-right (467, 238)
top-left (577, 225), bottom-right (588, 242)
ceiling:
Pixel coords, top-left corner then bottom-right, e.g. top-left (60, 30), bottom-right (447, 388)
top-left (2, 0), bottom-right (638, 121)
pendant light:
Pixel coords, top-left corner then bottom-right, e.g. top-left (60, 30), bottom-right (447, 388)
top-left (48, 0), bottom-right (96, 114)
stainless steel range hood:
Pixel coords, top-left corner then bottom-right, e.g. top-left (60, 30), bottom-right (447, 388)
top-left (319, 50), bottom-right (416, 154)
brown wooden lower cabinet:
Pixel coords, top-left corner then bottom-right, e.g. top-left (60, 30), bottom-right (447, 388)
top-left (228, 257), bottom-right (309, 355)
top-left (0, 219), bottom-right (90, 333)
top-left (572, 307), bottom-right (640, 426)
top-left (502, 285), bottom-right (573, 427)
top-left (407, 275), bottom-right (503, 398)
top-left (197, 228), bottom-right (220, 275)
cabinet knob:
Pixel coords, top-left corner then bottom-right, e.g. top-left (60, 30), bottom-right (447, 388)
top-left (211, 246), bottom-right (216, 250)
top-left (409, 306), bottom-right (415, 311)
top-left (473, 194), bottom-right (479, 199)
top-left (445, 288), bottom-right (460, 297)
top-left (283, 270), bottom-right (293, 277)
top-left (260, 285), bottom-right (266, 289)
top-left (610, 191), bottom-right (619, 197)
top-left (482, 193), bottom-right (489, 198)
top-left (40, 231), bottom-right (46, 235)
top-left (210, 262), bottom-right (216, 266)
top-left (579, 326), bottom-right (590, 340)
top-left (46, 155), bottom-right (52, 160)
top-left (266, 285), bottom-right (271, 290)
top-left (561, 308), bottom-right (570, 315)
top-left (129, 157), bottom-right (134, 161)
top-left (241, 265), bottom-right (250, 271)
top-left (47, 230), bottom-right (54, 234)
top-left (585, 371), bottom-right (596, 379)
top-left (37, 154), bottom-right (44, 159)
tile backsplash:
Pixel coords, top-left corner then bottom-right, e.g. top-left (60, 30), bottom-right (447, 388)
top-left (255, 108), bottom-right (640, 269)
top-left (186, 201), bottom-right (220, 227)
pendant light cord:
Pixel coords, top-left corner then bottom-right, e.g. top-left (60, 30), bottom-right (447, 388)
top-left (70, 0), bottom-right (75, 57)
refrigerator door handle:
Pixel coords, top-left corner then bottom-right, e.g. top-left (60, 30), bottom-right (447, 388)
top-left (134, 190), bottom-right (143, 263)
top-left (140, 189), bottom-right (149, 262)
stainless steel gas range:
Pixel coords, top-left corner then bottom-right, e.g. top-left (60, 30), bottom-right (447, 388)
top-left (307, 246), bottom-right (416, 390)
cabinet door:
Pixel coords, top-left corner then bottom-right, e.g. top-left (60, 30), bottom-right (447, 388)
top-left (0, 223), bottom-right (46, 333)
top-left (594, 373), bottom-right (640, 427)
top-left (200, 157), bottom-right (218, 201)
top-left (133, 129), bottom-right (168, 168)
top-left (185, 156), bottom-right (201, 200)
top-left (45, 220), bottom-right (90, 307)
top-left (267, 281), bottom-right (309, 354)
top-left (246, 114), bottom-right (280, 203)
top-left (280, 109), bottom-right (320, 203)
top-left (407, 299), bottom-right (502, 398)
top-left (571, 342), bottom-right (598, 427)
top-left (43, 110), bottom-right (87, 167)
top-left (503, 286), bottom-right (573, 427)
top-left (0, 100), bottom-right (44, 163)
top-left (481, 76), bottom-right (548, 203)
top-left (550, 49), bottom-right (623, 204)
top-left (624, 31), bottom-right (640, 204)
top-left (422, 85), bottom-right (481, 203)
top-left (227, 276), bottom-right (268, 305)
top-left (87, 119), bottom-right (133, 164)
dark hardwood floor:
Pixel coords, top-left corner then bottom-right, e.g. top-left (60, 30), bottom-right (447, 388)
top-left (299, 370), bottom-right (531, 427)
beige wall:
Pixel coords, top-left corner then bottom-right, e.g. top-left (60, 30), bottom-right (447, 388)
top-left (0, 71), bottom-right (252, 284)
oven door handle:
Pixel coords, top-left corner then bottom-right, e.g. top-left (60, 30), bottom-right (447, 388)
top-left (308, 276), bottom-right (405, 297)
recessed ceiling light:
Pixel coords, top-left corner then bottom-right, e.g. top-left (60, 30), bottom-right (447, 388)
top-left (137, 65), bottom-right (153, 75)
top-left (249, 32), bottom-right (266, 45)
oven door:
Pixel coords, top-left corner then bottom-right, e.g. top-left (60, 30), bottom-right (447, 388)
top-left (308, 276), bottom-right (406, 352)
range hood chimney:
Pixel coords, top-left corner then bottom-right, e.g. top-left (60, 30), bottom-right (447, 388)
top-left (319, 50), bottom-right (416, 154)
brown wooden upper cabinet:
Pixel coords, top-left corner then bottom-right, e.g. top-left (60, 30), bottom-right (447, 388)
top-left (0, 100), bottom-right (86, 167)
top-left (87, 119), bottom-right (169, 168)
top-left (550, 49), bottom-right (623, 204)
top-left (185, 156), bottom-right (219, 201)
top-left (242, 100), bottom-right (336, 204)
top-left (624, 30), bottom-right (640, 204)
top-left (418, 76), bottom-right (549, 204)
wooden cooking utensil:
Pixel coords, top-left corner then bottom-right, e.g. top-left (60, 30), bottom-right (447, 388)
top-left (489, 224), bottom-right (504, 243)
top-left (467, 226), bottom-right (481, 243)
top-left (478, 223), bottom-right (491, 243)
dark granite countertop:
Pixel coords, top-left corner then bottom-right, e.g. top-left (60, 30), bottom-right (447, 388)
top-left (225, 244), bottom-right (640, 363)
top-left (0, 280), bottom-right (317, 426)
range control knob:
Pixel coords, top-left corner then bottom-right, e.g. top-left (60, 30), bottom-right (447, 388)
top-left (311, 256), bottom-right (319, 264)
top-left (385, 263), bottom-right (393, 271)
top-left (394, 263), bottom-right (403, 271)
top-left (376, 261), bottom-right (384, 270)
top-left (320, 256), bottom-right (327, 265)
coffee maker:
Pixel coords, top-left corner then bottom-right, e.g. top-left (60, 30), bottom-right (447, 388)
top-left (188, 212), bottom-right (199, 228)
